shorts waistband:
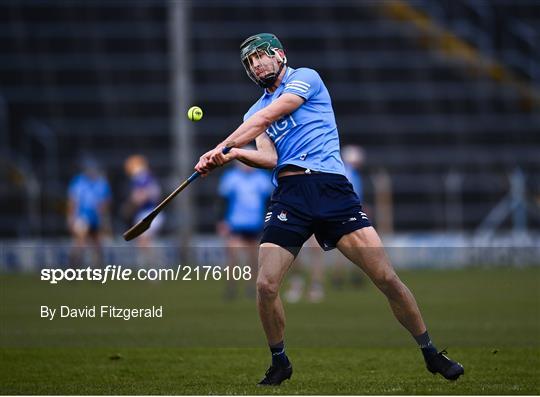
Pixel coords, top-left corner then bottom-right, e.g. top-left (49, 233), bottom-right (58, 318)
top-left (277, 171), bottom-right (348, 184)
top-left (278, 164), bottom-right (322, 175)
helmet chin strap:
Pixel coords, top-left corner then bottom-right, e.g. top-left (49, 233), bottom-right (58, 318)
top-left (258, 61), bottom-right (285, 89)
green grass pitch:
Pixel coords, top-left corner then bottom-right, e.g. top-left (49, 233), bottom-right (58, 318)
top-left (1, 266), bottom-right (539, 394)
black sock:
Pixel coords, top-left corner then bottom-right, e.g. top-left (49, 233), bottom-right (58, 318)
top-left (414, 331), bottom-right (438, 357)
top-left (269, 341), bottom-right (290, 367)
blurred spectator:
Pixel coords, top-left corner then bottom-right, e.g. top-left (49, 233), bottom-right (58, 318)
top-left (336, 145), bottom-right (368, 289)
top-left (67, 156), bottom-right (111, 266)
top-left (285, 235), bottom-right (325, 303)
top-left (122, 155), bottom-right (163, 261)
top-left (218, 160), bottom-right (273, 300)
top-left (343, 145), bottom-right (366, 202)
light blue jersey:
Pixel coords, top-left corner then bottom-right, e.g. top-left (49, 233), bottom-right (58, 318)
top-left (68, 173), bottom-right (111, 228)
top-left (244, 67), bottom-right (346, 185)
top-left (218, 166), bottom-right (273, 232)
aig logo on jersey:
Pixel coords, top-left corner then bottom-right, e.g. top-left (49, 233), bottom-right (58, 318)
top-left (265, 114), bottom-right (297, 144)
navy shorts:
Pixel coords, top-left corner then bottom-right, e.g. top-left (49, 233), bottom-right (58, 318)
top-left (260, 173), bottom-right (371, 255)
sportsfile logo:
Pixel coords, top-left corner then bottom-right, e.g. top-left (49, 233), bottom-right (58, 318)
top-left (40, 265), bottom-right (252, 284)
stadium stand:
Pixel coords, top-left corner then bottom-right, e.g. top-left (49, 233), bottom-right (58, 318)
top-left (0, 1), bottom-right (171, 236)
top-left (0, 0), bottom-right (538, 237)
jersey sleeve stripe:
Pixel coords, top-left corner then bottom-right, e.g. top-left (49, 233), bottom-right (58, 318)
top-left (288, 80), bottom-right (311, 88)
top-left (286, 82), bottom-right (309, 88)
top-left (285, 83), bottom-right (308, 89)
top-left (284, 88), bottom-right (308, 94)
top-left (284, 84), bottom-right (309, 93)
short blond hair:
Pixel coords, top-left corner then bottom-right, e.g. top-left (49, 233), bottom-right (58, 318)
top-left (124, 154), bottom-right (148, 176)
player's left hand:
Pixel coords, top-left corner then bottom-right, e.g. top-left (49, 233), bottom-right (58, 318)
top-left (208, 146), bottom-right (235, 167)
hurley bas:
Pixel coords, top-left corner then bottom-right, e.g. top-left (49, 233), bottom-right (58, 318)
top-left (41, 305), bottom-right (163, 321)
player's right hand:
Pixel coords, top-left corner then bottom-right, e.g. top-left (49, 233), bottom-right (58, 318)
top-left (195, 146), bottom-right (236, 176)
top-left (195, 149), bottom-right (216, 176)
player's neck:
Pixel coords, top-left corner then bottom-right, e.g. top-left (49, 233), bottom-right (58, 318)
top-left (266, 66), bottom-right (287, 94)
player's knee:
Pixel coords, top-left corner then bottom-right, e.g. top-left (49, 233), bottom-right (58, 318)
top-left (374, 271), bottom-right (401, 296)
top-left (256, 278), bottom-right (279, 300)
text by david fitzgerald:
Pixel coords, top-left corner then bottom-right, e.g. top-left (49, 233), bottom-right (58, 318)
top-left (41, 305), bottom-right (163, 321)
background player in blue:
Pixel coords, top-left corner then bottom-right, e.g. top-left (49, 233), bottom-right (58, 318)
top-left (67, 157), bottom-right (111, 266)
top-left (218, 158), bottom-right (273, 299)
top-left (343, 144), bottom-right (365, 202)
top-left (195, 33), bottom-right (464, 386)
top-left (123, 154), bottom-right (163, 262)
top-left (219, 160), bottom-right (273, 238)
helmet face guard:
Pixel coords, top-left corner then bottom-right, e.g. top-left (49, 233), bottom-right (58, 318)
top-left (240, 33), bottom-right (286, 88)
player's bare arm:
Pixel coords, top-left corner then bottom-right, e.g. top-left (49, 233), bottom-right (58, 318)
top-left (221, 93), bottom-right (304, 150)
top-left (232, 133), bottom-right (277, 169)
top-left (195, 93), bottom-right (303, 174)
